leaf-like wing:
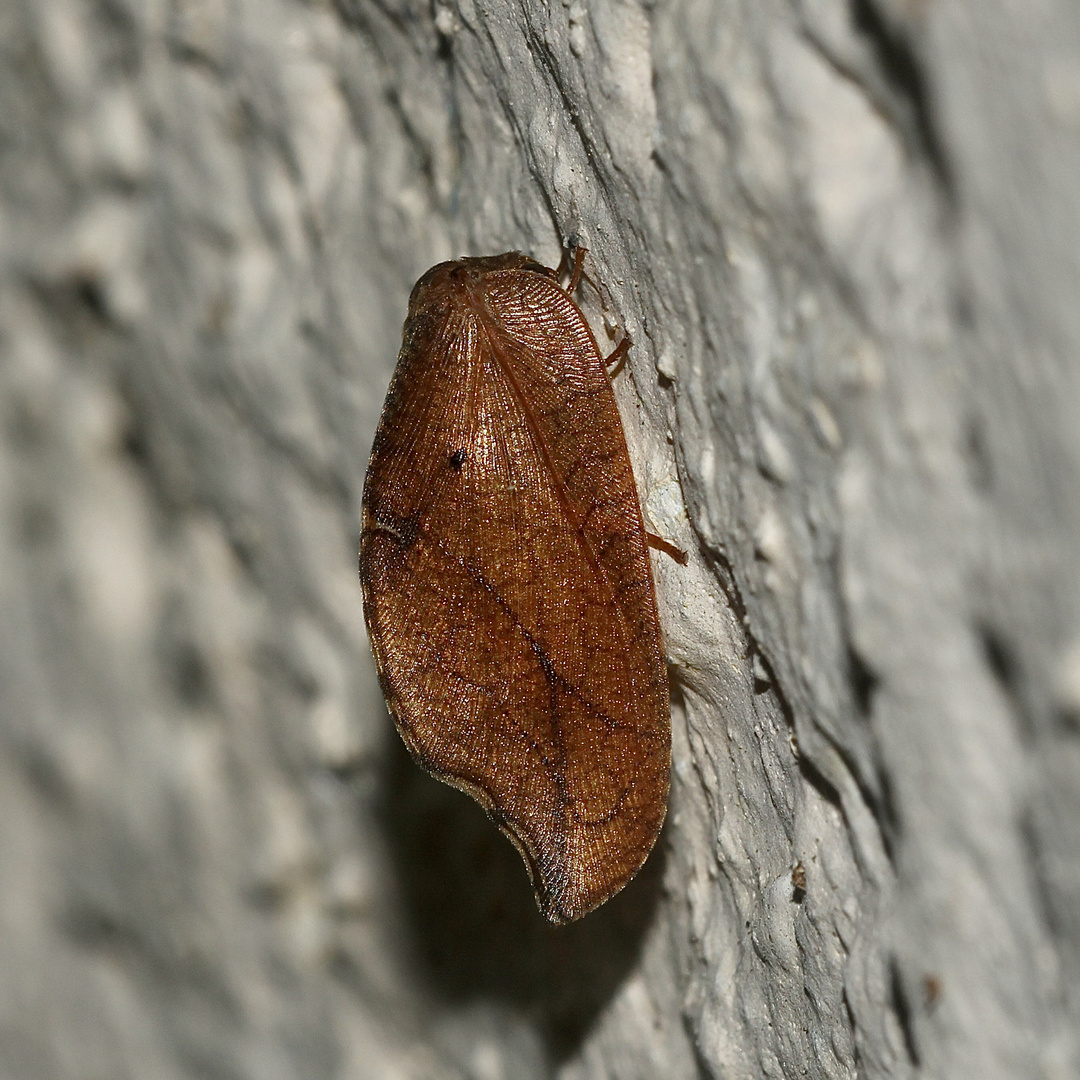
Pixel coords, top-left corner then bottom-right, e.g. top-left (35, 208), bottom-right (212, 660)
top-left (361, 261), bottom-right (669, 922)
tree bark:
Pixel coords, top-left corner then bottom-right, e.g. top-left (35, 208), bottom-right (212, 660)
top-left (1, 0), bottom-right (1078, 1077)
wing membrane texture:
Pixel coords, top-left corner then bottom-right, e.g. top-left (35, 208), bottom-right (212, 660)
top-left (360, 258), bottom-right (669, 922)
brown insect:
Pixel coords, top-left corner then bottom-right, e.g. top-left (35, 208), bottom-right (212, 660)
top-left (359, 250), bottom-right (673, 923)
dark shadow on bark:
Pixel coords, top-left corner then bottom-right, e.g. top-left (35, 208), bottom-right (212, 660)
top-left (850, 0), bottom-right (955, 198)
top-left (888, 954), bottom-right (921, 1068)
top-left (376, 732), bottom-right (665, 1062)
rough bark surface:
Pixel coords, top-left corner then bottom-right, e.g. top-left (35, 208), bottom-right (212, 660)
top-left (1, 0), bottom-right (1078, 1078)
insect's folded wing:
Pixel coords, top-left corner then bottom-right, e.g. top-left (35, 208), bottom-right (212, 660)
top-left (482, 276), bottom-right (666, 686)
top-left (363, 321), bottom-right (664, 921)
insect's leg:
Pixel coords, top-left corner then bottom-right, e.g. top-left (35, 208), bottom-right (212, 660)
top-left (567, 245), bottom-right (588, 295)
top-left (646, 532), bottom-right (688, 565)
top-left (606, 336), bottom-right (631, 378)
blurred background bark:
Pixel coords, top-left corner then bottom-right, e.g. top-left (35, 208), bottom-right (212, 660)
top-left (1, 0), bottom-right (1078, 1077)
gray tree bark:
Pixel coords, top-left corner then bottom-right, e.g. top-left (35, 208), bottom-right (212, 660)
top-left (1, 0), bottom-right (1078, 1077)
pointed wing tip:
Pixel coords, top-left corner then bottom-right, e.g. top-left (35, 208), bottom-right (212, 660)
top-left (529, 837), bottom-right (663, 925)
